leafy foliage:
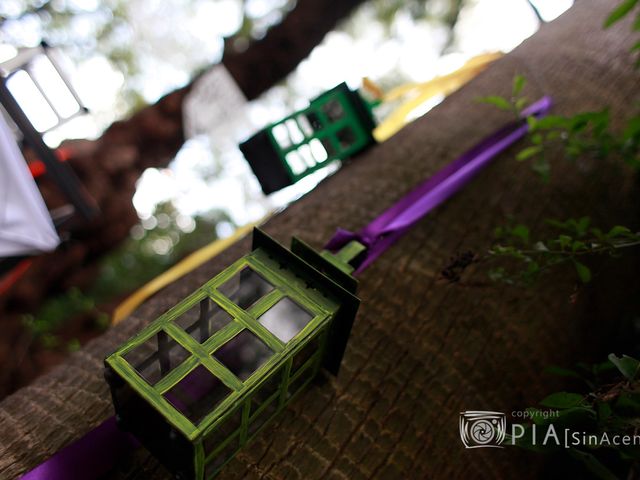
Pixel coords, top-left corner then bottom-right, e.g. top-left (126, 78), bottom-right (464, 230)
top-left (491, 7), bottom-right (640, 477)
top-left (488, 218), bottom-right (640, 285)
top-left (477, 74), bottom-right (530, 116)
top-left (475, 1), bottom-right (640, 286)
top-left (514, 355), bottom-right (640, 479)
top-left (479, 90), bottom-right (639, 183)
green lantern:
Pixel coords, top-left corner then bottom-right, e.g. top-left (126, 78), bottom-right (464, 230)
top-left (104, 229), bottom-right (361, 479)
top-left (240, 83), bottom-right (376, 194)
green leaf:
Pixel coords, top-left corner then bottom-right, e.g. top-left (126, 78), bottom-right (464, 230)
top-left (623, 116), bottom-right (640, 140)
top-left (604, 0), bottom-right (639, 27)
top-left (476, 95), bottom-right (512, 111)
top-left (533, 115), bottom-right (567, 130)
top-left (516, 146), bottom-right (543, 161)
top-left (515, 97), bottom-right (529, 112)
top-left (567, 449), bottom-right (620, 480)
top-left (574, 261), bottom-right (592, 283)
top-left (554, 406), bottom-right (598, 427)
top-left (558, 234), bottom-right (573, 249)
top-left (596, 401), bottom-right (612, 422)
top-left (608, 353), bottom-right (640, 380)
top-left (593, 360), bottom-right (617, 375)
top-left (531, 157), bottom-right (550, 181)
top-left (67, 339), bottom-right (81, 353)
top-left (511, 224), bottom-right (530, 243)
top-left (572, 240), bottom-right (587, 252)
top-left (540, 392), bottom-right (585, 409)
top-left (613, 392), bottom-right (640, 416)
top-left (512, 74), bottom-right (526, 96)
top-left (607, 225), bottom-right (632, 237)
top-left (576, 217), bottom-right (591, 235)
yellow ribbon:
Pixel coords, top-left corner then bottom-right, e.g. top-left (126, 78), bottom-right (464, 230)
top-left (111, 220), bottom-right (263, 325)
top-left (370, 51), bottom-right (503, 142)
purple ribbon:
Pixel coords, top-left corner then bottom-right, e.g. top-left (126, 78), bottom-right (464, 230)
top-left (20, 416), bottom-right (137, 480)
top-left (326, 96), bottom-right (553, 274)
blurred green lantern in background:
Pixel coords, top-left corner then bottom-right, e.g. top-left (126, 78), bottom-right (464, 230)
top-left (240, 83), bottom-right (376, 194)
top-left (105, 228), bottom-right (361, 479)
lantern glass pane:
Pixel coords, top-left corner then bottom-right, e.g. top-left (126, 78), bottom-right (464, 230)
top-left (309, 138), bottom-right (328, 162)
top-left (285, 151), bottom-right (306, 175)
top-left (163, 365), bottom-right (231, 425)
top-left (213, 329), bottom-right (274, 381)
top-left (6, 70), bottom-right (57, 132)
top-left (124, 330), bottom-right (191, 385)
top-left (288, 366), bottom-right (313, 398)
top-left (218, 267), bottom-right (274, 310)
top-left (337, 127), bottom-right (356, 149)
top-left (205, 436), bottom-right (239, 478)
top-left (174, 298), bottom-right (232, 343)
top-left (31, 55), bottom-right (80, 119)
top-left (203, 407), bottom-right (242, 454)
top-left (297, 114), bottom-right (313, 137)
top-left (286, 118), bottom-right (304, 145)
top-left (298, 144), bottom-right (315, 168)
top-left (322, 99), bottom-right (345, 122)
top-left (257, 297), bottom-right (314, 343)
top-left (250, 366), bottom-right (284, 411)
top-left (291, 333), bottom-right (322, 376)
top-left (271, 123), bottom-right (290, 148)
top-left (248, 397), bottom-right (278, 436)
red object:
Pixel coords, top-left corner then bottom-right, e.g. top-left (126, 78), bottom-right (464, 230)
top-left (29, 147), bottom-right (71, 178)
top-left (0, 259), bottom-right (33, 296)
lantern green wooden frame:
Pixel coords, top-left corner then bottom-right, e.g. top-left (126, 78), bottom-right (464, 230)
top-left (105, 229), bottom-right (360, 479)
top-left (239, 83), bottom-right (376, 194)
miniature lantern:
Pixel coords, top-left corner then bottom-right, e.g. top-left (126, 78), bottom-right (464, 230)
top-left (240, 83), bottom-right (376, 194)
top-left (0, 41), bottom-right (96, 220)
top-left (105, 229), bottom-right (360, 479)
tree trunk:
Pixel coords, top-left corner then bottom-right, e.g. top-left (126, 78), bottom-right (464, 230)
top-left (1, 1), bottom-right (639, 478)
top-left (2, 0), bottom-right (368, 311)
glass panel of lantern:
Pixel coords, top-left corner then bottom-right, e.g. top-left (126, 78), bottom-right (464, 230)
top-left (173, 298), bottom-right (233, 344)
top-left (123, 330), bottom-right (191, 386)
top-left (218, 267), bottom-right (274, 310)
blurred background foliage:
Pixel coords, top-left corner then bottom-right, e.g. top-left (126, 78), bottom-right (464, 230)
top-left (0, 0), bottom-right (555, 354)
top-left (22, 201), bottom-right (231, 350)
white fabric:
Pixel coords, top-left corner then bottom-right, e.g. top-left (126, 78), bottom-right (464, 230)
top-left (183, 64), bottom-right (249, 148)
top-left (0, 113), bottom-right (59, 256)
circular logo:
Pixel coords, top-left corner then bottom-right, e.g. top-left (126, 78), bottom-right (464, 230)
top-left (470, 419), bottom-right (497, 445)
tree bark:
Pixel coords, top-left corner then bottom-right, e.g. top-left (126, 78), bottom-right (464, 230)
top-left (1, 1), bottom-right (639, 479)
top-left (223, 0), bottom-right (370, 100)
